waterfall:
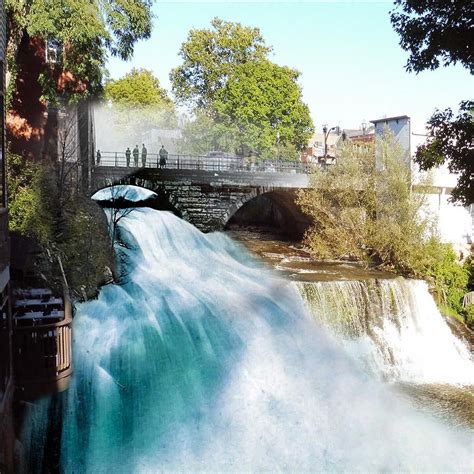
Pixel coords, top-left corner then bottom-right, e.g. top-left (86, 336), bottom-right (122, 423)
top-left (23, 208), bottom-right (473, 473)
top-left (298, 279), bottom-right (473, 385)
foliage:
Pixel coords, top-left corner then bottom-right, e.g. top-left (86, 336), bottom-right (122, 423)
top-left (172, 19), bottom-right (313, 157)
top-left (390, 0), bottom-right (473, 73)
top-left (7, 153), bottom-right (50, 239)
top-left (414, 100), bottom-right (473, 205)
top-left (298, 132), bottom-right (431, 274)
top-left (298, 133), bottom-right (471, 316)
top-left (7, 149), bottom-right (113, 299)
top-left (58, 198), bottom-right (114, 299)
top-left (103, 69), bottom-right (177, 146)
top-left (390, 1), bottom-right (473, 206)
top-left (213, 61), bottom-right (313, 155)
top-left (465, 305), bottom-right (474, 328)
top-left (170, 17), bottom-right (271, 108)
top-left (105, 69), bottom-right (173, 109)
top-left (465, 257), bottom-right (474, 292)
top-left (6, 0), bottom-right (153, 101)
top-left (416, 239), bottom-right (468, 314)
top-left (179, 111), bottom-right (238, 155)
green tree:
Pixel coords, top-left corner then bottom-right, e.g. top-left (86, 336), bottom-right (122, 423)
top-left (104, 68), bottom-right (177, 145)
top-left (172, 19), bottom-right (313, 157)
top-left (170, 17), bottom-right (271, 108)
top-left (105, 69), bottom-right (173, 109)
top-left (213, 61), bottom-right (313, 156)
top-left (390, 0), bottom-right (473, 73)
top-left (179, 111), bottom-right (238, 155)
top-left (390, 0), bottom-right (473, 205)
top-left (298, 133), bottom-right (432, 274)
top-left (414, 100), bottom-right (473, 205)
top-left (6, 0), bottom-right (153, 102)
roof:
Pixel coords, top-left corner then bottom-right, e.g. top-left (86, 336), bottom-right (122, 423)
top-left (309, 132), bottom-right (341, 147)
top-left (343, 126), bottom-right (374, 138)
top-left (370, 115), bottom-right (410, 124)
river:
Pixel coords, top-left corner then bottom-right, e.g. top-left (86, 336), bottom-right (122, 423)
top-left (22, 207), bottom-right (473, 472)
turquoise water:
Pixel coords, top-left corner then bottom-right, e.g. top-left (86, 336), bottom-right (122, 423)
top-left (24, 209), bottom-right (473, 472)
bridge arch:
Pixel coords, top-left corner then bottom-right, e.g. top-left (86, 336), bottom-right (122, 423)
top-left (91, 183), bottom-right (183, 218)
top-left (90, 166), bottom-right (311, 234)
top-left (224, 189), bottom-right (311, 239)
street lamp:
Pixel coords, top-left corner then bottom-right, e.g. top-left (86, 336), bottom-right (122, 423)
top-left (322, 123), bottom-right (340, 160)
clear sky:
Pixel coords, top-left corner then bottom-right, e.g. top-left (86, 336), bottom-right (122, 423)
top-left (106, 1), bottom-right (473, 134)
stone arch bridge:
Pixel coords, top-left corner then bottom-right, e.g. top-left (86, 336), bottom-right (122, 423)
top-left (91, 153), bottom-right (312, 237)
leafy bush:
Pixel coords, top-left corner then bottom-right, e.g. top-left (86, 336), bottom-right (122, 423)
top-left (416, 240), bottom-right (468, 314)
top-left (7, 151), bottom-right (114, 299)
top-left (298, 133), bottom-right (470, 317)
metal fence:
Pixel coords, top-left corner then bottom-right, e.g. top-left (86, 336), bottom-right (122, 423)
top-left (96, 152), bottom-right (312, 174)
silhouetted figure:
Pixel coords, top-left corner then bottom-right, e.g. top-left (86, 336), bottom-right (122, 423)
top-left (141, 144), bottom-right (147, 167)
top-left (125, 147), bottom-right (131, 167)
top-left (159, 145), bottom-right (168, 168)
top-left (133, 145), bottom-right (139, 167)
top-left (96, 149), bottom-right (101, 165)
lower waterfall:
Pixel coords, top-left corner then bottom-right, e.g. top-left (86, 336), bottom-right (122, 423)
top-left (298, 279), bottom-right (473, 385)
top-left (22, 208), bottom-right (473, 472)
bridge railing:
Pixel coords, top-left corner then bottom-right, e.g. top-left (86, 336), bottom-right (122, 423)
top-left (96, 152), bottom-right (312, 174)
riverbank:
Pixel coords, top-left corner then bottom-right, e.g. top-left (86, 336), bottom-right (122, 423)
top-left (227, 229), bottom-right (397, 282)
top-left (227, 228), bottom-right (474, 429)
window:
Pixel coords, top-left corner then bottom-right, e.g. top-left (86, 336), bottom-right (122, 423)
top-left (46, 38), bottom-right (62, 64)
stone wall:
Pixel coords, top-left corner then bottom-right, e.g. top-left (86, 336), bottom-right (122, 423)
top-left (91, 168), bottom-right (310, 233)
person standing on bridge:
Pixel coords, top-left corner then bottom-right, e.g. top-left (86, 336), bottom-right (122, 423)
top-left (159, 145), bottom-right (168, 168)
top-left (133, 145), bottom-right (139, 167)
top-left (141, 144), bottom-right (147, 167)
top-left (125, 147), bottom-right (131, 167)
top-left (96, 149), bottom-right (101, 165)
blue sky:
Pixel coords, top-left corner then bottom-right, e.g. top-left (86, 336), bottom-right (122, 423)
top-left (106, 1), bottom-right (472, 134)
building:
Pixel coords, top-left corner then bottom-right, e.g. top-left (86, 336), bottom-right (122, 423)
top-left (302, 123), bottom-right (375, 163)
top-left (7, 33), bottom-right (94, 192)
top-left (302, 130), bottom-right (342, 163)
top-left (371, 115), bottom-right (472, 250)
top-left (0, 1), bottom-right (14, 470)
top-left (343, 124), bottom-right (375, 143)
top-left (371, 115), bottom-right (411, 166)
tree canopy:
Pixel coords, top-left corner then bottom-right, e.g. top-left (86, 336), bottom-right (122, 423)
top-left (170, 17), bottom-right (271, 109)
top-left (6, 0), bottom-right (154, 101)
top-left (171, 18), bottom-right (313, 158)
top-left (105, 68), bottom-right (173, 109)
top-left (390, 0), bottom-right (473, 74)
top-left (213, 61), bottom-right (313, 155)
top-left (102, 69), bottom-right (177, 148)
top-left (390, 0), bottom-right (473, 205)
top-left (415, 100), bottom-right (473, 206)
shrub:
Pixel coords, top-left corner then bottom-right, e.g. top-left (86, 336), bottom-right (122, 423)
top-left (298, 132), bottom-right (470, 317)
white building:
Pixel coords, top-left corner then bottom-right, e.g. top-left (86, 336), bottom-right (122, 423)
top-left (409, 122), bottom-right (472, 251)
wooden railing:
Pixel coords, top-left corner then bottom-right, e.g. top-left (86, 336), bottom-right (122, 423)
top-left (13, 292), bottom-right (72, 398)
top-left (96, 152), bottom-right (313, 174)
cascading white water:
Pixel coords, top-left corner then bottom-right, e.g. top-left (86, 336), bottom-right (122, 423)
top-left (24, 208), bottom-right (473, 472)
top-left (299, 280), bottom-right (474, 385)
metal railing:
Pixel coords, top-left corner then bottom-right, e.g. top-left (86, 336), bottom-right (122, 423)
top-left (95, 152), bottom-right (312, 174)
